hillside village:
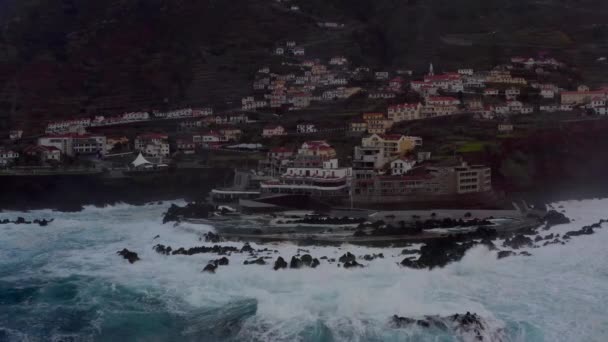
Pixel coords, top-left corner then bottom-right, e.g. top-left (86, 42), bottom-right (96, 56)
top-left (2, 27), bottom-right (608, 206)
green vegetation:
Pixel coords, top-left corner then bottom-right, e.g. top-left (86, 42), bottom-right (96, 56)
top-left (456, 141), bottom-right (488, 153)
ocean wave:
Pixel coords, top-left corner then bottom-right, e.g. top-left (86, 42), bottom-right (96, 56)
top-left (1, 200), bottom-right (608, 341)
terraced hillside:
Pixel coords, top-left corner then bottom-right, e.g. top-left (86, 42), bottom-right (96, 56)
top-left (0, 0), bottom-right (607, 130)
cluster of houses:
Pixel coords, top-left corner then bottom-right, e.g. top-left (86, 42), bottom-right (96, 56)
top-left (247, 52), bottom-right (360, 111)
top-left (212, 127), bottom-right (492, 204)
top-left (45, 107), bottom-right (213, 134)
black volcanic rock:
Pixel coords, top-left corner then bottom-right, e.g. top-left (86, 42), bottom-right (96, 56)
top-left (497, 250), bottom-right (515, 259)
top-left (203, 264), bottom-right (217, 273)
top-left (117, 248), bottom-right (140, 264)
top-left (244, 257), bottom-right (266, 265)
top-left (274, 257), bottom-right (288, 270)
top-left (204, 232), bottom-right (222, 243)
top-left (300, 254), bottom-right (313, 266)
top-left (213, 257), bottom-right (230, 266)
top-left (543, 210), bottom-right (571, 229)
top-left (503, 234), bottom-right (534, 249)
top-left (338, 252), bottom-right (356, 264)
top-left (240, 243), bottom-right (254, 253)
top-left (290, 256), bottom-right (302, 269)
top-left (343, 260), bottom-right (364, 269)
top-left (163, 203), bottom-right (212, 224)
top-left (564, 226), bottom-right (595, 238)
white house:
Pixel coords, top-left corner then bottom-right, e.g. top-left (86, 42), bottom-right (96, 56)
top-left (458, 68), bottom-right (474, 76)
top-left (0, 148), bottom-right (19, 166)
top-left (293, 47), bottom-right (305, 56)
top-left (122, 112), bottom-right (150, 121)
top-left (9, 130), bottom-right (23, 140)
top-left (135, 133), bottom-right (170, 157)
top-left (262, 125), bottom-right (287, 138)
top-left (484, 88), bottom-right (499, 96)
top-left (297, 123), bottom-right (317, 134)
top-left (390, 158), bottom-right (416, 175)
top-left (375, 71), bottom-right (389, 80)
top-left (505, 88), bottom-right (521, 100)
top-left (540, 88), bottom-right (556, 99)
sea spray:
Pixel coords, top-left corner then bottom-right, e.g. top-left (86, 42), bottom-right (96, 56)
top-left (0, 200), bottom-right (608, 341)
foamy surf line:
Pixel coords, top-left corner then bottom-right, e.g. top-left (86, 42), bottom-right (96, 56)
top-left (1, 200), bottom-right (608, 341)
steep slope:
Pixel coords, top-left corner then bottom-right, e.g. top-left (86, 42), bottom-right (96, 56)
top-left (0, 0), bottom-right (607, 131)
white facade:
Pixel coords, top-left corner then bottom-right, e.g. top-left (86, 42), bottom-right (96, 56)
top-left (297, 124), bottom-right (317, 134)
top-left (0, 149), bottom-right (19, 166)
top-left (387, 103), bottom-right (421, 122)
top-left (390, 158), bottom-right (416, 175)
top-left (135, 134), bottom-right (170, 157)
top-left (262, 125), bottom-right (286, 138)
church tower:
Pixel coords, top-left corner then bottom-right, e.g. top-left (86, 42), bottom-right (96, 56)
top-left (429, 63), bottom-right (434, 76)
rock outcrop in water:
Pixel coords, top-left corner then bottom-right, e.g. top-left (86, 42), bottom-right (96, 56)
top-left (213, 257), bottom-right (230, 266)
top-left (203, 263), bottom-right (217, 273)
top-left (117, 249), bottom-right (140, 263)
top-left (391, 312), bottom-right (490, 341)
top-left (543, 210), bottom-right (571, 229)
top-left (243, 257), bottom-right (266, 265)
top-left (399, 227), bottom-right (499, 269)
top-left (274, 257), bottom-right (288, 270)
top-left (0, 218), bottom-right (54, 226)
top-left (502, 234), bottom-right (534, 249)
top-left (163, 203), bottom-right (213, 224)
top-left (170, 245), bottom-right (239, 256)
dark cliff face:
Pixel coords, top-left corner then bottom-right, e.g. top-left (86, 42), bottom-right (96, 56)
top-left (0, 0), bottom-right (607, 126)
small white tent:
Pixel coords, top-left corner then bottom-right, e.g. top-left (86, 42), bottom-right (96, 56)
top-left (132, 153), bottom-right (152, 168)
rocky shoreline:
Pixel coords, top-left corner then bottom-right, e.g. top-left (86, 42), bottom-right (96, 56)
top-left (112, 207), bottom-right (601, 276)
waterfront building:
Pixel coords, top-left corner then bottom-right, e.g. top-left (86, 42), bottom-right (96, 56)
top-left (134, 133), bottom-right (170, 158)
top-left (260, 158), bottom-right (352, 198)
top-left (352, 161), bottom-right (492, 203)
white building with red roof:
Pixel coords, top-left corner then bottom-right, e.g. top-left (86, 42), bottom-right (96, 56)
top-left (387, 103), bottom-right (422, 122)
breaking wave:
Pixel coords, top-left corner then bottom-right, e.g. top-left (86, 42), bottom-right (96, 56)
top-left (2, 199), bottom-right (608, 341)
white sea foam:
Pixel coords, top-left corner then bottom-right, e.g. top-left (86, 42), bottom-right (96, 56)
top-left (2, 199), bottom-right (608, 341)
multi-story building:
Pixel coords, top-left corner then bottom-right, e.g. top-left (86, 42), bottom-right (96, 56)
top-left (362, 112), bottom-right (392, 134)
top-left (135, 133), bottom-right (170, 158)
top-left (561, 88), bottom-right (608, 105)
top-left (350, 119), bottom-right (368, 134)
top-left (38, 133), bottom-right (106, 157)
top-left (260, 158), bottom-right (352, 198)
top-left (352, 162), bottom-right (492, 203)
top-left (353, 134), bottom-right (422, 170)
top-left (387, 103), bottom-right (422, 123)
